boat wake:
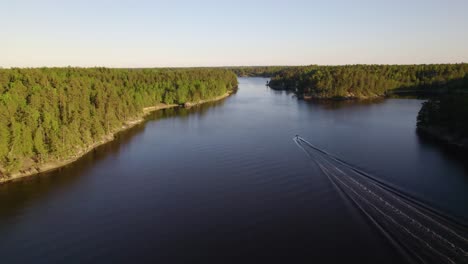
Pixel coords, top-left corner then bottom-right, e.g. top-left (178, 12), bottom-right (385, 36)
top-left (293, 136), bottom-right (468, 264)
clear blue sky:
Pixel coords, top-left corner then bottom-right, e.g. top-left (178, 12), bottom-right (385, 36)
top-left (2, 0), bottom-right (467, 67)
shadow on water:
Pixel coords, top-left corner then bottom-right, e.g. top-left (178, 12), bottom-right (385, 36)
top-left (299, 94), bottom-right (431, 110)
top-left (268, 88), bottom-right (296, 97)
top-left (0, 95), bottom-right (231, 223)
top-left (301, 97), bottom-right (386, 110)
top-left (416, 132), bottom-right (468, 174)
top-left (149, 94), bottom-right (231, 120)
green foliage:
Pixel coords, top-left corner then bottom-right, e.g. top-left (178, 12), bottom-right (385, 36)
top-left (0, 124), bottom-right (9, 162)
top-left (226, 66), bottom-right (297, 77)
top-left (268, 64), bottom-right (468, 98)
top-left (0, 68), bottom-right (238, 175)
top-left (33, 126), bottom-right (47, 157)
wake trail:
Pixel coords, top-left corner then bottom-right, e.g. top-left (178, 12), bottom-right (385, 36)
top-left (293, 136), bottom-right (468, 264)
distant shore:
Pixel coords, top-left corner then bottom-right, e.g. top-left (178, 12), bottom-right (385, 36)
top-left (0, 91), bottom-right (233, 184)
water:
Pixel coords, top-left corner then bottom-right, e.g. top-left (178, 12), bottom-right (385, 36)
top-left (0, 77), bottom-right (467, 263)
top-left (294, 136), bottom-right (467, 263)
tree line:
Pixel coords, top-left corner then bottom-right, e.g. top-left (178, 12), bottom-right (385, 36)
top-left (267, 64), bottom-right (468, 99)
top-left (226, 66), bottom-right (296, 77)
top-left (0, 67), bottom-right (238, 176)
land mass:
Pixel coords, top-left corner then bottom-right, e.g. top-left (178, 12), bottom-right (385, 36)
top-left (0, 68), bottom-right (238, 182)
top-left (265, 64), bottom-right (468, 99)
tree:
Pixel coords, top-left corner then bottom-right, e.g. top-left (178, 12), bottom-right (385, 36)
top-left (33, 127), bottom-right (47, 160)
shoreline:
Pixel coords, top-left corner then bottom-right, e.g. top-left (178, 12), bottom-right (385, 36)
top-left (267, 84), bottom-right (456, 101)
top-left (0, 91), bottom-right (233, 184)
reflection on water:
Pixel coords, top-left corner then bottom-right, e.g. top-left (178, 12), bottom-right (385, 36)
top-left (416, 133), bottom-right (468, 174)
top-left (0, 95), bottom-right (231, 224)
top-left (0, 125), bottom-right (145, 222)
top-left (0, 78), bottom-right (467, 263)
top-left (302, 98), bottom-right (387, 110)
top-left (150, 95), bottom-right (231, 120)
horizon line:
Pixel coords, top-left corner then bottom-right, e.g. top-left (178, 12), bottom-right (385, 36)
top-left (2, 62), bottom-right (468, 69)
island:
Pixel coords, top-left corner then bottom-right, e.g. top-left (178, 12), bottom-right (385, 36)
top-left (266, 64), bottom-right (468, 99)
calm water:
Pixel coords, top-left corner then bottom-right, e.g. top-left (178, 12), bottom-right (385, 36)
top-left (0, 77), bottom-right (467, 263)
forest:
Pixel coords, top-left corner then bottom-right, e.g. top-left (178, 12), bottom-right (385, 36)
top-left (226, 66), bottom-right (295, 77)
top-left (0, 68), bottom-right (238, 176)
top-left (267, 64), bottom-right (468, 99)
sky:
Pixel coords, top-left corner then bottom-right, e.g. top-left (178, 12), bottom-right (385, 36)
top-left (1, 0), bottom-right (468, 67)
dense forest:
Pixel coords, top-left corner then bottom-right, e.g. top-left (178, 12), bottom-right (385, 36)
top-left (417, 95), bottom-right (468, 148)
top-left (0, 68), bottom-right (238, 177)
top-left (226, 66), bottom-right (296, 77)
top-left (267, 64), bottom-right (468, 99)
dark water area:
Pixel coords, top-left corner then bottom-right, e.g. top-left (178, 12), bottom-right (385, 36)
top-left (0, 77), bottom-right (467, 263)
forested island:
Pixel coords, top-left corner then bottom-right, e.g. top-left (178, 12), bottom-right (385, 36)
top-left (266, 64), bottom-right (468, 99)
top-left (0, 68), bottom-right (238, 181)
